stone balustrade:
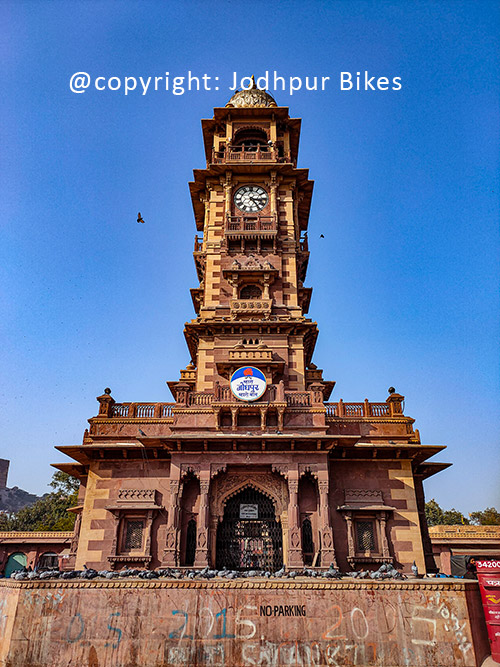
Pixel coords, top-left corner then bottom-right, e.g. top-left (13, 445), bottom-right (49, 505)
top-left (110, 403), bottom-right (175, 419)
top-left (101, 396), bottom-right (404, 419)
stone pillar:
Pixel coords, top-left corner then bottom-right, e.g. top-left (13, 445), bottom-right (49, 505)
top-left (345, 511), bottom-right (355, 564)
top-left (263, 274), bottom-right (271, 299)
top-left (96, 388), bottom-right (114, 417)
top-left (194, 478), bottom-right (210, 567)
top-left (287, 477), bottom-right (303, 568)
top-left (277, 407), bottom-right (285, 431)
top-left (270, 171), bottom-right (278, 217)
top-left (380, 512), bottom-right (390, 559)
top-left (318, 478), bottom-right (337, 567)
top-left (259, 406), bottom-right (267, 431)
top-left (209, 515), bottom-right (219, 568)
top-left (163, 479), bottom-right (181, 566)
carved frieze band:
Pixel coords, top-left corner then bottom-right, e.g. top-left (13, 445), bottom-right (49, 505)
top-left (345, 489), bottom-right (383, 503)
top-left (117, 489), bottom-right (156, 501)
top-left (0, 580), bottom-right (472, 591)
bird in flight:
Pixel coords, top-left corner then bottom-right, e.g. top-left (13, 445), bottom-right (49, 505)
top-left (137, 212), bottom-right (145, 223)
top-left (320, 234), bottom-right (324, 238)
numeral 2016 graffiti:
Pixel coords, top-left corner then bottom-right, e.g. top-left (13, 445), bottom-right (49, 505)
top-left (169, 607), bottom-right (235, 640)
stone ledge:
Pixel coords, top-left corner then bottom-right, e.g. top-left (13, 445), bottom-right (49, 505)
top-left (0, 577), bottom-right (475, 591)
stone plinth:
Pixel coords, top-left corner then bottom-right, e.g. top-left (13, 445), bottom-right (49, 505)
top-left (0, 578), bottom-right (490, 666)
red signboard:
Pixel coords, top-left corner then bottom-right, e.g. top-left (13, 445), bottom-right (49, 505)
top-left (476, 559), bottom-right (500, 663)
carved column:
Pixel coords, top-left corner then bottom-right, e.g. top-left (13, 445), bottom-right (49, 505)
top-left (210, 515), bottom-right (219, 568)
top-left (287, 478), bottom-right (303, 568)
top-left (345, 511), bottom-right (355, 564)
top-left (269, 171), bottom-right (278, 217)
top-left (380, 512), bottom-right (390, 559)
top-left (163, 479), bottom-right (181, 566)
top-left (194, 479), bottom-right (210, 567)
top-left (259, 406), bottom-right (267, 431)
top-left (277, 407), bottom-right (285, 431)
top-left (231, 407), bottom-right (238, 430)
top-left (223, 171), bottom-right (232, 211)
top-left (318, 478), bottom-right (337, 567)
top-left (70, 510), bottom-right (82, 557)
top-left (110, 513), bottom-right (121, 564)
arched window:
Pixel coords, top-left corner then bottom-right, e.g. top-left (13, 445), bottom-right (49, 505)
top-left (4, 552), bottom-right (27, 578)
top-left (240, 285), bottom-right (262, 300)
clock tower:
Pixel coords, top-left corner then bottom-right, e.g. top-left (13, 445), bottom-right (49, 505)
top-left (56, 83), bottom-right (446, 575)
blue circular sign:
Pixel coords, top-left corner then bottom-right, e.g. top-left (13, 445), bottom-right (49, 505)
top-left (230, 366), bottom-right (267, 402)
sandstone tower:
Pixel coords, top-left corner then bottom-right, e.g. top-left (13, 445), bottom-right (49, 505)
top-left (55, 85), bottom-right (447, 574)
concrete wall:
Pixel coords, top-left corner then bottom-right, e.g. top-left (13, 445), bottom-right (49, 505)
top-left (0, 578), bottom-right (490, 667)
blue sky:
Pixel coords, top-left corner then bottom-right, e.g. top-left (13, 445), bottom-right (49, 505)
top-left (2, 0), bottom-right (499, 514)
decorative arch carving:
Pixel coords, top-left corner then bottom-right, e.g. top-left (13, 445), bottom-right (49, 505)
top-left (212, 473), bottom-right (287, 517)
top-left (233, 125), bottom-right (270, 143)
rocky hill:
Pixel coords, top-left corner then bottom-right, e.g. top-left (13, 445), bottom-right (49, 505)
top-left (0, 486), bottom-right (42, 513)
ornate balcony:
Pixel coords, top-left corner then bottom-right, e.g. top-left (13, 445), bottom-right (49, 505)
top-left (211, 146), bottom-right (292, 164)
top-left (226, 214), bottom-right (277, 237)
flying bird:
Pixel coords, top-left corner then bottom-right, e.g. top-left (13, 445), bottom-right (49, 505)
top-left (320, 234), bottom-right (324, 238)
top-left (137, 212), bottom-right (145, 223)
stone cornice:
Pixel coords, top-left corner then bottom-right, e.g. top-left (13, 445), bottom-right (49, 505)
top-left (0, 578), bottom-right (476, 591)
top-left (0, 531), bottom-right (73, 540)
top-left (88, 419), bottom-right (174, 424)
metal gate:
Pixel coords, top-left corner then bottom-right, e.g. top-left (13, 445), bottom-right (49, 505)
top-left (216, 487), bottom-right (283, 571)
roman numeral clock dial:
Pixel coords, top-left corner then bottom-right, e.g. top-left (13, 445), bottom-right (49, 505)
top-left (234, 185), bottom-right (268, 213)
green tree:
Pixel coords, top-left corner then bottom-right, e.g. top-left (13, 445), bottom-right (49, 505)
top-left (469, 507), bottom-right (500, 525)
top-left (425, 499), bottom-right (444, 526)
top-left (0, 472), bottom-right (79, 531)
top-left (425, 499), bottom-right (469, 526)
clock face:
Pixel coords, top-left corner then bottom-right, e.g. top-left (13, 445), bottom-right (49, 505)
top-left (234, 185), bottom-right (268, 213)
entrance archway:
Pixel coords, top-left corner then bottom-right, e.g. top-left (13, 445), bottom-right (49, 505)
top-left (216, 487), bottom-right (282, 571)
top-left (4, 552), bottom-right (27, 578)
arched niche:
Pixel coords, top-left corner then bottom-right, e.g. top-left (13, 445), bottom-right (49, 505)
top-left (179, 474), bottom-right (200, 566)
top-left (298, 473), bottom-right (320, 566)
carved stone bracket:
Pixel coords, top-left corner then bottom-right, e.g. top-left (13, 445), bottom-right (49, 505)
top-left (210, 463), bottom-right (227, 479)
top-left (272, 464), bottom-right (289, 479)
top-left (180, 464), bottom-right (203, 479)
top-left (298, 464), bottom-right (319, 480)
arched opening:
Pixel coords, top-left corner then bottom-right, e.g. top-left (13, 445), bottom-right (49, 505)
top-left (4, 552), bottom-right (27, 578)
top-left (38, 552), bottom-right (59, 570)
top-left (299, 474), bottom-right (319, 566)
top-left (301, 518), bottom-right (314, 566)
top-left (216, 486), bottom-right (282, 571)
top-left (185, 518), bottom-right (197, 566)
top-left (233, 128), bottom-right (269, 152)
top-left (179, 475), bottom-right (200, 566)
top-left (240, 284), bottom-right (262, 300)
